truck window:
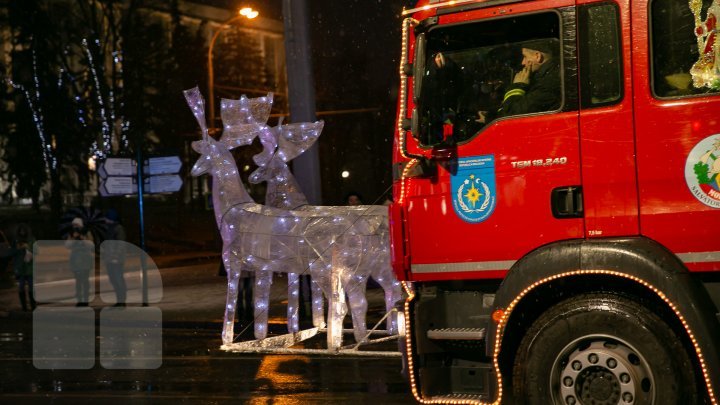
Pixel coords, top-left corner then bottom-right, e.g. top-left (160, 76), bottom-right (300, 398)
top-left (651, 0), bottom-right (720, 98)
top-left (579, 3), bottom-right (622, 107)
top-left (413, 12), bottom-right (562, 147)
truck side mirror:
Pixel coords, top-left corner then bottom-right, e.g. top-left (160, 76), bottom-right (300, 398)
top-left (431, 140), bottom-right (458, 176)
top-left (431, 140), bottom-right (457, 161)
top-left (412, 34), bottom-right (426, 104)
top-left (411, 109), bottom-right (419, 138)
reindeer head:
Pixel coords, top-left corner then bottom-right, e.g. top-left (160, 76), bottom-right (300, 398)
top-left (219, 94), bottom-right (273, 149)
top-left (184, 87), bottom-right (255, 213)
top-left (183, 87), bottom-right (215, 177)
top-left (190, 137), bottom-right (221, 177)
top-left (248, 120), bottom-right (324, 209)
top-left (185, 88), bottom-right (273, 178)
top-left (248, 120), bottom-right (325, 185)
top-left (207, 90), bottom-right (324, 189)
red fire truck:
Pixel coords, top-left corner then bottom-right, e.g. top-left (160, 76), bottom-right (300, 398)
top-left (389, 0), bottom-right (720, 403)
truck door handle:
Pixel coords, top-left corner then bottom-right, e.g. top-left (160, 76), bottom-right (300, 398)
top-left (551, 186), bottom-right (583, 218)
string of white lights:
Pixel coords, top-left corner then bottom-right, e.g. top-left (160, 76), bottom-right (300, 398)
top-left (83, 38), bottom-right (112, 158)
top-left (6, 60), bottom-right (55, 172)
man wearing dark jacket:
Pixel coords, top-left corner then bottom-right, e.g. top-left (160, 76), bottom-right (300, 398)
top-left (477, 39), bottom-right (560, 124)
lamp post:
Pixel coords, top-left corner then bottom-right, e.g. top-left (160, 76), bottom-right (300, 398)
top-left (282, 0), bottom-right (322, 204)
top-left (207, 7), bottom-right (259, 134)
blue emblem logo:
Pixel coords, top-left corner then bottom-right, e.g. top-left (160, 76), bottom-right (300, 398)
top-left (451, 155), bottom-right (497, 223)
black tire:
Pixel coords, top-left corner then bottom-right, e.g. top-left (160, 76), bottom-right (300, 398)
top-left (512, 293), bottom-right (698, 405)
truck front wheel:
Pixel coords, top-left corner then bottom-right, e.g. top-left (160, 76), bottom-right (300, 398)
top-left (511, 293), bottom-right (697, 404)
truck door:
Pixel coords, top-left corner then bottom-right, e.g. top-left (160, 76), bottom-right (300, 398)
top-left (632, 0), bottom-right (720, 270)
top-left (577, 0), bottom-right (639, 238)
top-left (404, 1), bottom-right (583, 279)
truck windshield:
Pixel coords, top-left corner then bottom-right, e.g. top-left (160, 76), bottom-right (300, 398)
top-left (413, 12), bottom-right (560, 146)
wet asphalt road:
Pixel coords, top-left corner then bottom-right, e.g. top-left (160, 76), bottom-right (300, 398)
top-left (0, 316), bottom-right (415, 404)
top-left (0, 256), bottom-right (415, 404)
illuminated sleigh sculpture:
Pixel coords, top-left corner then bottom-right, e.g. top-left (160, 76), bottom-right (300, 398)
top-left (184, 87), bottom-right (402, 352)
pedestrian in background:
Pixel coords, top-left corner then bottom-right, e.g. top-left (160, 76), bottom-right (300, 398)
top-left (65, 217), bottom-right (94, 306)
top-left (102, 209), bottom-right (127, 307)
top-left (0, 226), bottom-right (12, 276)
top-left (12, 224), bottom-right (36, 311)
top-left (345, 192), bottom-right (363, 206)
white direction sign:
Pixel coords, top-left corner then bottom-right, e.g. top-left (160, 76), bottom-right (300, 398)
top-left (99, 177), bottom-right (137, 196)
top-left (146, 175), bottom-right (183, 194)
top-left (145, 156), bottom-right (182, 175)
top-left (98, 157), bottom-right (135, 178)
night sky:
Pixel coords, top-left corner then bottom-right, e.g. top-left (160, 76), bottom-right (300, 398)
top-left (200, 0), bottom-right (413, 204)
top-left (307, 1), bottom-right (410, 204)
top-left (1, 0), bottom-right (414, 212)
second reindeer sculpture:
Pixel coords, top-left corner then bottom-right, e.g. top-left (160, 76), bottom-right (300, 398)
top-left (245, 98), bottom-right (401, 337)
top-left (185, 87), bottom-right (401, 349)
top-left (218, 94), bottom-right (326, 335)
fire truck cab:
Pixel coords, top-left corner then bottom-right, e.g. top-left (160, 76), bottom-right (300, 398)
top-left (390, 0), bottom-right (720, 403)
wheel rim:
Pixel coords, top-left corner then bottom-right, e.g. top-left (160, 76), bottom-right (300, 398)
top-left (551, 336), bottom-right (655, 405)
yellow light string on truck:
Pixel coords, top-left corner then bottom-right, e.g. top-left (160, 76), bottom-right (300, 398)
top-left (399, 160), bottom-right (418, 204)
top-left (494, 270), bottom-right (717, 405)
top-left (401, 270), bottom-right (718, 404)
top-left (397, 17), bottom-right (419, 204)
top-left (401, 0), bottom-right (483, 16)
top-left (397, 17), bottom-right (416, 160)
top-left (402, 281), bottom-right (499, 405)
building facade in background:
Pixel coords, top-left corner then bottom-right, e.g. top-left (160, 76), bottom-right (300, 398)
top-left (0, 0), bottom-right (286, 209)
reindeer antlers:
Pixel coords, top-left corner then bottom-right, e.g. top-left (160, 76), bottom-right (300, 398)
top-left (183, 87), bottom-right (209, 141)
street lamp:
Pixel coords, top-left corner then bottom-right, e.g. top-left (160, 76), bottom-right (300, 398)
top-left (207, 7), bottom-right (259, 134)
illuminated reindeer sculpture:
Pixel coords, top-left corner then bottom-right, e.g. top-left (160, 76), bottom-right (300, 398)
top-left (246, 101), bottom-right (401, 337)
top-left (217, 94), bottom-right (325, 334)
top-left (185, 87), bottom-right (399, 349)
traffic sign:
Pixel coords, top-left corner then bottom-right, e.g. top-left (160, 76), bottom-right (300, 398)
top-left (146, 175), bottom-right (183, 194)
top-left (98, 157), bottom-right (135, 178)
top-left (145, 156), bottom-right (182, 175)
top-left (97, 156), bottom-right (183, 197)
top-left (99, 177), bottom-right (137, 196)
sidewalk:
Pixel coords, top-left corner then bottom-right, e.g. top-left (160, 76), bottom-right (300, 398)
top-left (0, 250), bottom-right (394, 340)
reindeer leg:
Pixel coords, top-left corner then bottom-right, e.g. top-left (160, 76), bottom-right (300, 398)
top-left (374, 270), bottom-right (403, 335)
top-left (253, 269), bottom-right (273, 340)
top-left (287, 272), bottom-right (299, 333)
top-left (222, 254), bottom-right (240, 345)
top-left (343, 271), bottom-right (369, 344)
top-left (327, 260), bottom-right (348, 350)
top-left (308, 259), bottom-right (327, 329)
top-left (310, 277), bottom-right (325, 329)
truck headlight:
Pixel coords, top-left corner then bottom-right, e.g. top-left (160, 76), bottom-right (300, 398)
top-left (397, 309), bottom-right (406, 337)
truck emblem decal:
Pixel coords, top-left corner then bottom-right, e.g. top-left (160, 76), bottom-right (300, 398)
top-left (451, 156), bottom-right (497, 223)
top-left (685, 135), bottom-right (720, 208)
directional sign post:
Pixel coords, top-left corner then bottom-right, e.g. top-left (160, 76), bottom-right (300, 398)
top-left (98, 158), bottom-right (137, 197)
top-left (98, 155), bottom-right (183, 197)
top-left (96, 154), bottom-right (183, 305)
top-left (99, 177), bottom-right (137, 197)
top-left (146, 174), bottom-right (183, 194)
top-left (98, 157), bottom-right (135, 178)
top-left (145, 156), bottom-right (182, 176)
top-left (144, 156), bottom-right (183, 194)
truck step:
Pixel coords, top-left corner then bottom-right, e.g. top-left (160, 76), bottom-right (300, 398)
top-left (426, 393), bottom-right (488, 402)
top-left (427, 327), bottom-right (485, 340)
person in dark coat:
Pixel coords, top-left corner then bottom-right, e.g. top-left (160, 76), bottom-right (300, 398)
top-left (477, 39), bottom-right (561, 124)
top-left (102, 209), bottom-right (127, 307)
top-left (0, 228), bottom-right (11, 276)
top-left (65, 217), bottom-right (94, 306)
top-left (11, 224), bottom-right (36, 311)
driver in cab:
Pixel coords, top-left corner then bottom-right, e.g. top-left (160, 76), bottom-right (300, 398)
top-left (477, 38), bottom-right (560, 124)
